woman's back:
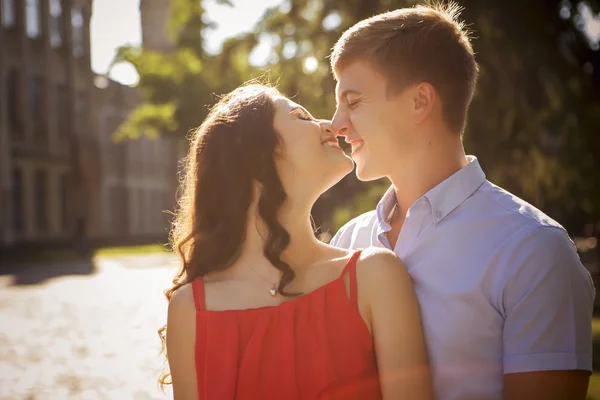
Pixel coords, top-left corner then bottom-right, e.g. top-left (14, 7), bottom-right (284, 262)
top-left (192, 250), bottom-right (381, 399)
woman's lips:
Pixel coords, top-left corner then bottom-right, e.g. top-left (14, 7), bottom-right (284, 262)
top-left (322, 138), bottom-right (343, 150)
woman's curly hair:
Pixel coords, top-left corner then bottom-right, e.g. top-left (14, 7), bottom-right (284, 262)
top-left (158, 83), bottom-right (300, 387)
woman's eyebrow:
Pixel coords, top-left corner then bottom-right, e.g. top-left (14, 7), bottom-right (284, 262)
top-left (289, 106), bottom-right (310, 115)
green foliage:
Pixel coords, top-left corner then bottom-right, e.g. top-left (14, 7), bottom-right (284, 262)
top-left (112, 102), bottom-right (177, 141)
top-left (167, 0), bottom-right (208, 56)
top-left (111, 0), bottom-right (600, 231)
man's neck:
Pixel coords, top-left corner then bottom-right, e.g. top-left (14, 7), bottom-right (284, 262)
top-left (388, 138), bottom-right (468, 215)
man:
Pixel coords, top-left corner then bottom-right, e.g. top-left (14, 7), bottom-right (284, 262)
top-left (329, 3), bottom-right (595, 399)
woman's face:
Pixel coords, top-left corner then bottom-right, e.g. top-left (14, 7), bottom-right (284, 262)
top-left (272, 96), bottom-right (354, 199)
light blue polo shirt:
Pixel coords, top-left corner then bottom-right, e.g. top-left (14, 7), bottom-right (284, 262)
top-left (331, 156), bottom-right (594, 399)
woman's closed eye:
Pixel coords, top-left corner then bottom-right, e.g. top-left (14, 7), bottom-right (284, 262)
top-left (291, 108), bottom-right (314, 121)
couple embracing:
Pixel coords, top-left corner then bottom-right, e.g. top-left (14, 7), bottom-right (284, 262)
top-left (160, 4), bottom-right (594, 399)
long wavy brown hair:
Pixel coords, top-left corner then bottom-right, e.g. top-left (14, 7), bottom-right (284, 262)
top-left (158, 83), bottom-right (301, 387)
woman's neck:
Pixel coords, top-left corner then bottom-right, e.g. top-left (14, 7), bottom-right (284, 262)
top-left (239, 199), bottom-right (324, 277)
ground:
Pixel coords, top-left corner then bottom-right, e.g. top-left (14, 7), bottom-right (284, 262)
top-left (0, 253), bottom-right (177, 400)
top-left (1, 252), bottom-right (598, 399)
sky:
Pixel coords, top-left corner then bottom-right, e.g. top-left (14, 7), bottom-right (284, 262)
top-left (91, 0), bottom-right (600, 86)
top-left (91, 0), bottom-right (283, 85)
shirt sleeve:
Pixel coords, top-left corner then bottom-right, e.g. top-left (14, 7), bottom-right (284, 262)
top-left (329, 225), bottom-right (346, 248)
top-left (501, 226), bottom-right (595, 374)
top-left (329, 217), bottom-right (358, 249)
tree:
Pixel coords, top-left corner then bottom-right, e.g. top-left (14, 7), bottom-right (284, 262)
top-left (110, 0), bottom-right (257, 139)
top-left (112, 0), bottom-right (600, 233)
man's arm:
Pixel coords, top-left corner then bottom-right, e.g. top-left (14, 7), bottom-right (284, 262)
top-left (329, 229), bottom-right (342, 247)
top-left (329, 211), bottom-right (373, 248)
top-left (501, 226), bottom-right (594, 400)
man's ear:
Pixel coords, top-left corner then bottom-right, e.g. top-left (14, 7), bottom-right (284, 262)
top-left (412, 82), bottom-right (436, 123)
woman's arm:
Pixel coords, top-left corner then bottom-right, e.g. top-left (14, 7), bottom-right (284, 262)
top-left (166, 284), bottom-right (198, 400)
top-left (358, 248), bottom-right (433, 400)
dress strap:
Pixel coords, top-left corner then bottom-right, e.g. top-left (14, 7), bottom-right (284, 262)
top-left (192, 278), bottom-right (205, 311)
top-left (341, 250), bottom-right (362, 307)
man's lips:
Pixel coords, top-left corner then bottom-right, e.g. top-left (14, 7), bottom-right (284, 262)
top-left (350, 140), bottom-right (364, 155)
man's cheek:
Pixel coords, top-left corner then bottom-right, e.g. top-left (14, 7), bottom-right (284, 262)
top-left (351, 112), bottom-right (376, 134)
top-left (349, 111), bottom-right (364, 130)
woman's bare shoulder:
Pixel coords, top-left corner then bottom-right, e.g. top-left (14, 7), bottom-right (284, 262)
top-left (355, 247), bottom-right (409, 288)
top-left (358, 247), bottom-right (405, 268)
top-left (168, 282), bottom-right (196, 316)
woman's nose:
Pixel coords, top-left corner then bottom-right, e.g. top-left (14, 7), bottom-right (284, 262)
top-left (331, 109), bottom-right (349, 137)
top-left (319, 120), bottom-right (335, 136)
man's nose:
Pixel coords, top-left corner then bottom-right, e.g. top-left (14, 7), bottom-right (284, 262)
top-left (331, 108), bottom-right (350, 137)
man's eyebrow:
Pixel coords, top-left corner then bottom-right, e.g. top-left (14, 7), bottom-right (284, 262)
top-left (337, 89), bottom-right (362, 103)
top-left (340, 89), bottom-right (362, 98)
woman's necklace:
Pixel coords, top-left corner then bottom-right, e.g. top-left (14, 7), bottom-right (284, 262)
top-left (246, 265), bottom-right (281, 296)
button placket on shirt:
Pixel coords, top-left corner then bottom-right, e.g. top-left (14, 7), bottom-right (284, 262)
top-left (377, 230), bottom-right (393, 250)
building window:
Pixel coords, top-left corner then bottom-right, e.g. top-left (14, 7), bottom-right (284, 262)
top-left (75, 91), bottom-right (86, 132)
top-left (11, 168), bottom-right (23, 233)
top-left (26, 0), bottom-right (41, 39)
top-left (6, 69), bottom-right (22, 138)
top-left (28, 76), bottom-right (43, 116)
top-left (1, 0), bottom-right (15, 27)
top-left (29, 76), bottom-right (46, 142)
top-left (163, 192), bottom-right (171, 229)
top-left (109, 185), bottom-right (128, 235)
top-left (34, 170), bottom-right (48, 232)
top-left (142, 189), bottom-right (148, 233)
top-left (114, 138), bottom-right (127, 173)
top-left (148, 189), bottom-right (154, 232)
top-left (71, 6), bottom-right (84, 57)
top-left (56, 84), bottom-right (68, 139)
top-left (49, 0), bottom-right (63, 48)
top-left (60, 174), bottom-right (69, 231)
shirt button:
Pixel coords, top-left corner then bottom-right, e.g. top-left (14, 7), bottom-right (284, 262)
top-left (435, 211), bottom-right (443, 219)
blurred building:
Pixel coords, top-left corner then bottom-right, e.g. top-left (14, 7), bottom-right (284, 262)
top-left (91, 76), bottom-right (182, 242)
top-left (0, 0), bottom-right (95, 249)
top-left (0, 0), bottom-right (184, 252)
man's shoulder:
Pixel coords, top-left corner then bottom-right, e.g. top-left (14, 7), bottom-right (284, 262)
top-left (339, 209), bottom-right (379, 231)
top-left (330, 209), bottom-right (379, 248)
top-left (475, 181), bottom-right (565, 234)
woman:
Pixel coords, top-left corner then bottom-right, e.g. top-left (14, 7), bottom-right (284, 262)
top-left (159, 83), bottom-right (432, 399)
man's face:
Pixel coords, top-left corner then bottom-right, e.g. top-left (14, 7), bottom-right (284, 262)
top-left (332, 60), bottom-right (415, 181)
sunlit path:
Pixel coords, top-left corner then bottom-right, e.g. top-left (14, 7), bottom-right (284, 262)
top-left (0, 254), bottom-right (179, 399)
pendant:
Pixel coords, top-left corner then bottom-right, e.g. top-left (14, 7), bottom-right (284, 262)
top-left (269, 286), bottom-right (278, 297)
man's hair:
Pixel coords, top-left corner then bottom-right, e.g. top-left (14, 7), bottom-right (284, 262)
top-left (330, 2), bottom-right (479, 134)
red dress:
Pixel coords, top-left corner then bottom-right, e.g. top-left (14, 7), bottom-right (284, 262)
top-left (191, 250), bottom-right (381, 399)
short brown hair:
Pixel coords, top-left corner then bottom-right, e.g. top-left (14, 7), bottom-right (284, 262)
top-left (330, 3), bottom-right (478, 134)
